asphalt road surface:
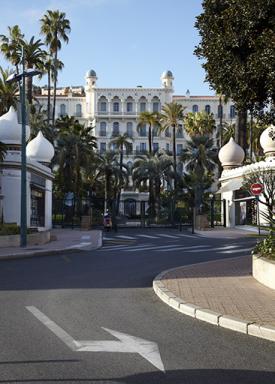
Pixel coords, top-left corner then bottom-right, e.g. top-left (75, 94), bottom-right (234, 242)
top-left (0, 229), bottom-right (274, 384)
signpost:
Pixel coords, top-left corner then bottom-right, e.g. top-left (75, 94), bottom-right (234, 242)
top-left (250, 183), bottom-right (263, 235)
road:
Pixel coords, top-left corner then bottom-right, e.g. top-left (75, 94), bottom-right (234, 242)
top-left (0, 229), bottom-right (274, 383)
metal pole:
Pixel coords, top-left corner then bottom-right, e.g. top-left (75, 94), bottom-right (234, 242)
top-left (20, 48), bottom-right (27, 247)
top-left (257, 197), bottom-right (261, 236)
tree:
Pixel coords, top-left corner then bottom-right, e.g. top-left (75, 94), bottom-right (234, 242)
top-left (180, 135), bottom-right (218, 212)
top-left (0, 25), bottom-right (24, 74)
top-left (29, 103), bottom-right (54, 142)
top-left (160, 102), bottom-right (185, 186)
top-left (40, 10), bottom-right (71, 127)
top-left (137, 111), bottom-right (161, 154)
top-left (109, 133), bottom-right (133, 212)
top-left (132, 152), bottom-right (173, 219)
top-left (183, 111), bottom-right (216, 138)
top-left (92, 151), bottom-right (128, 211)
top-left (0, 67), bottom-right (18, 115)
top-left (55, 116), bottom-right (97, 201)
top-left (194, 0), bottom-right (275, 150)
top-left (22, 36), bottom-right (46, 104)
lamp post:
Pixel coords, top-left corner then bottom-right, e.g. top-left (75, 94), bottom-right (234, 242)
top-left (209, 193), bottom-right (215, 228)
top-left (6, 49), bottom-right (41, 247)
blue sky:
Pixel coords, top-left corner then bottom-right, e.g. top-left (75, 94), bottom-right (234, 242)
top-left (0, 0), bottom-right (214, 95)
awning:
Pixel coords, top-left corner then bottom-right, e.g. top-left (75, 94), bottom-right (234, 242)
top-left (216, 178), bottom-right (243, 194)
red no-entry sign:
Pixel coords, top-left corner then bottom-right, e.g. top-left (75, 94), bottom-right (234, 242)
top-left (250, 183), bottom-right (263, 196)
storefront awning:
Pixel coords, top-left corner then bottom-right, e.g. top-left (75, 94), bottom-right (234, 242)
top-left (216, 178), bottom-right (243, 194)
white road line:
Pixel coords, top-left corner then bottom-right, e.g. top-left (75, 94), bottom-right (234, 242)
top-left (158, 245), bottom-right (211, 252)
top-left (26, 306), bottom-right (80, 350)
top-left (157, 234), bottom-right (180, 239)
top-left (136, 234), bottom-right (159, 239)
top-left (220, 247), bottom-right (252, 254)
top-left (176, 233), bottom-right (197, 238)
top-left (102, 244), bottom-right (153, 251)
top-left (187, 245), bottom-right (239, 253)
top-left (124, 244), bottom-right (201, 252)
top-left (115, 235), bottom-right (136, 240)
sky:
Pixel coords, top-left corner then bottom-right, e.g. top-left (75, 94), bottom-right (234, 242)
top-left (0, 0), bottom-right (214, 96)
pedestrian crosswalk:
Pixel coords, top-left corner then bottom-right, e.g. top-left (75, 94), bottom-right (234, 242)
top-left (103, 232), bottom-right (196, 242)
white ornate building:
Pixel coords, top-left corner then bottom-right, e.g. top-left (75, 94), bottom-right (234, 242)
top-left (35, 69), bottom-right (237, 164)
top-left (0, 107), bottom-right (54, 229)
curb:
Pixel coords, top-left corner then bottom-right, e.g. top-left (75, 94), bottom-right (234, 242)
top-left (0, 231), bottom-right (103, 261)
top-left (153, 266), bottom-right (275, 343)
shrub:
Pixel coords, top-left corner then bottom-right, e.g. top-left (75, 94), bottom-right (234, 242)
top-left (0, 223), bottom-right (20, 236)
top-left (252, 234), bottom-right (275, 260)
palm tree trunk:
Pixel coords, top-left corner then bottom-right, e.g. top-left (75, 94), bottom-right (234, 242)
top-left (235, 108), bottom-right (247, 153)
top-left (219, 96), bottom-right (223, 147)
top-left (104, 174), bottom-right (108, 212)
top-left (52, 51), bottom-right (58, 127)
top-left (172, 124), bottom-right (177, 188)
top-left (148, 124), bottom-right (152, 154)
top-left (116, 145), bottom-right (123, 215)
top-left (47, 67), bottom-right (51, 127)
top-left (26, 64), bottom-right (33, 105)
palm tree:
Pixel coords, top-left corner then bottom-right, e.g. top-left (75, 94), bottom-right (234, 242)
top-left (160, 102), bottom-right (185, 189)
top-left (0, 67), bottom-right (18, 115)
top-left (93, 151), bottom-right (128, 211)
top-left (180, 135), bottom-right (218, 212)
top-left (55, 116), bottom-right (97, 202)
top-left (43, 56), bottom-right (64, 126)
top-left (132, 152), bottom-right (173, 219)
top-left (183, 111), bottom-right (216, 137)
top-left (29, 103), bottom-right (54, 142)
top-left (0, 25), bottom-right (24, 74)
top-left (137, 111), bottom-right (160, 154)
top-left (40, 10), bottom-right (71, 126)
top-left (22, 36), bottom-right (46, 104)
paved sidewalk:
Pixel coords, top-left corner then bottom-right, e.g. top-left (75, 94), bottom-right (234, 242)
top-left (193, 226), bottom-right (269, 239)
top-left (154, 255), bottom-right (275, 342)
top-left (0, 228), bottom-right (102, 260)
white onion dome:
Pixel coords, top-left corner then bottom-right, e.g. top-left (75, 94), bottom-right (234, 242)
top-left (260, 124), bottom-right (275, 157)
top-left (86, 69), bottom-right (97, 78)
top-left (218, 137), bottom-right (245, 169)
top-left (26, 131), bottom-right (54, 163)
top-left (161, 70), bottom-right (173, 78)
top-left (0, 106), bottom-right (30, 145)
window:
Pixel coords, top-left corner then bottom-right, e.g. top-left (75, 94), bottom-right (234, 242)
top-left (112, 122), bottom-right (119, 136)
top-left (230, 105), bottom-right (236, 119)
top-left (152, 126), bottom-right (159, 137)
top-left (166, 143), bottom-right (170, 151)
top-left (76, 104), bottom-right (82, 117)
top-left (140, 102), bottom-right (146, 112)
top-left (139, 124), bottom-right (147, 137)
top-left (153, 102), bottom-right (159, 112)
top-left (126, 143), bottom-right (133, 155)
top-left (100, 142), bottom-right (106, 153)
top-left (126, 102), bottom-right (133, 112)
top-left (113, 102), bottom-right (119, 112)
top-left (205, 105), bottom-right (211, 114)
top-left (100, 102), bottom-right (107, 112)
top-left (99, 122), bottom-right (107, 136)
top-left (176, 144), bottom-right (183, 155)
top-left (140, 143), bottom-right (146, 152)
top-left (176, 125), bottom-right (183, 138)
top-left (153, 142), bottom-right (159, 152)
top-left (218, 104), bottom-right (223, 118)
top-left (126, 122), bottom-right (133, 137)
top-left (165, 128), bottom-right (171, 137)
top-left (60, 104), bottom-right (66, 116)
top-left (192, 104), bottom-right (199, 113)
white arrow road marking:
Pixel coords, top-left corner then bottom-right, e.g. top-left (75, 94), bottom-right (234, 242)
top-left (26, 306), bottom-right (165, 372)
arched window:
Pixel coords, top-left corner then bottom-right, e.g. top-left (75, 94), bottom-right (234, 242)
top-left (76, 104), bottom-right (82, 117)
top-left (112, 97), bottom-right (120, 113)
top-left (112, 122), bottom-right (120, 136)
top-left (230, 105), bottom-right (236, 119)
top-left (60, 104), bottom-right (66, 116)
top-left (126, 122), bottom-right (133, 137)
top-left (218, 104), bottom-right (223, 118)
top-left (152, 96), bottom-right (160, 112)
top-left (192, 104), bottom-right (199, 113)
top-left (205, 105), bottom-right (211, 114)
top-left (165, 128), bottom-right (171, 137)
top-left (99, 121), bottom-right (107, 136)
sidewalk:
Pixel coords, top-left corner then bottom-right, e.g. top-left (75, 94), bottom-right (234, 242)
top-left (192, 225), bottom-right (269, 239)
top-left (153, 254), bottom-right (275, 342)
top-left (0, 228), bottom-right (102, 260)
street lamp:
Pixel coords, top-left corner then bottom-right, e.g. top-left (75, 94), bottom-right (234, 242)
top-left (6, 49), bottom-right (42, 247)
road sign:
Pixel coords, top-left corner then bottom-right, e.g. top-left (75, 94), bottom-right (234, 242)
top-left (250, 183), bottom-right (263, 196)
top-left (26, 306), bottom-right (165, 372)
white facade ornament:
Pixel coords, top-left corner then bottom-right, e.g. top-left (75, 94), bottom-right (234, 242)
top-left (218, 137), bottom-right (245, 169)
top-left (161, 70), bottom-right (174, 88)
top-left (260, 124), bottom-right (275, 157)
top-left (0, 106), bottom-right (30, 145)
top-left (26, 131), bottom-right (54, 163)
